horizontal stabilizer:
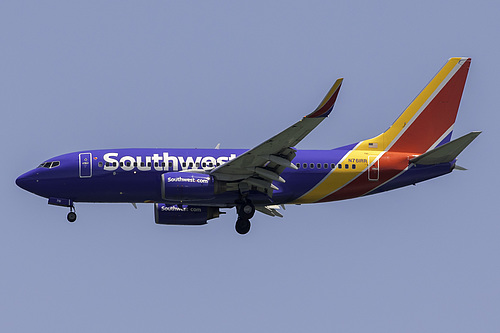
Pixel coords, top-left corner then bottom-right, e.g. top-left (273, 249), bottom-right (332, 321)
top-left (410, 131), bottom-right (481, 165)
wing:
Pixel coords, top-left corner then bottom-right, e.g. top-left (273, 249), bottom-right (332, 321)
top-left (210, 78), bottom-right (343, 193)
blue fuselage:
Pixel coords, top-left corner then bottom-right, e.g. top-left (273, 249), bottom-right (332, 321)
top-left (16, 147), bottom-right (453, 207)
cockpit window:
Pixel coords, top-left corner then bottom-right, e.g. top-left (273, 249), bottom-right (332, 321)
top-left (37, 161), bottom-right (60, 169)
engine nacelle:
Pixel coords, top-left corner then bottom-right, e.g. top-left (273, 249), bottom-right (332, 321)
top-left (161, 172), bottom-right (215, 202)
top-left (154, 203), bottom-right (222, 225)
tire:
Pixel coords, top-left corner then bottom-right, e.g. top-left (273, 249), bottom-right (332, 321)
top-left (235, 218), bottom-right (251, 235)
top-left (67, 212), bottom-right (77, 223)
top-left (238, 201), bottom-right (255, 220)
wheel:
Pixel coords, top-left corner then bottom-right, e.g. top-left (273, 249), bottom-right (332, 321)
top-left (235, 218), bottom-right (251, 235)
top-left (238, 201), bottom-right (255, 220)
top-left (67, 211), bottom-right (77, 223)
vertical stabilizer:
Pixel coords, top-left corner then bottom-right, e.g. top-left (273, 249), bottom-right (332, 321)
top-left (363, 57), bottom-right (471, 154)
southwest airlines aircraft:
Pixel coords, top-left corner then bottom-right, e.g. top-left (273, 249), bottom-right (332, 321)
top-left (16, 58), bottom-right (480, 234)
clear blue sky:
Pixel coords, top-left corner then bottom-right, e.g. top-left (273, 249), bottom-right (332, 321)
top-left (1, 1), bottom-right (498, 332)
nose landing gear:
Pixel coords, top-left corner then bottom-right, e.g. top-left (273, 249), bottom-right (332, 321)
top-left (235, 200), bottom-right (255, 235)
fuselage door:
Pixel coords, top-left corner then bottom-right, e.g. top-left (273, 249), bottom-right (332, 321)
top-left (79, 153), bottom-right (92, 178)
top-left (368, 155), bottom-right (379, 181)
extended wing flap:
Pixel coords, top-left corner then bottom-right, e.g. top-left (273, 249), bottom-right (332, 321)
top-left (410, 131), bottom-right (481, 165)
top-left (256, 205), bottom-right (284, 218)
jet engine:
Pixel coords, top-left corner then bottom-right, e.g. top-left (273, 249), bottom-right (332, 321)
top-left (154, 203), bottom-right (223, 225)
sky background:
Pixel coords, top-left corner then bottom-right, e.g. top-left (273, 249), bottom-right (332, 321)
top-left (1, 1), bottom-right (498, 332)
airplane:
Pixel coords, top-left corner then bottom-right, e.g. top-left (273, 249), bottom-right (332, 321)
top-left (16, 57), bottom-right (480, 234)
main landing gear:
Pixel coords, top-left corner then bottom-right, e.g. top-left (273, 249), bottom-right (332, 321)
top-left (235, 200), bottom-right (255, 235)
top-left (67, 206), bottom-right (77, 223)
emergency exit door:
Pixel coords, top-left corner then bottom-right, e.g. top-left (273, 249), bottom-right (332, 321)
top-left (368, 156), bottom-right (379, 181)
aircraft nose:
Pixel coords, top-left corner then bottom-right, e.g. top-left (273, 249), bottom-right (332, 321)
top-left (16, 170), bottom-right (38, 193)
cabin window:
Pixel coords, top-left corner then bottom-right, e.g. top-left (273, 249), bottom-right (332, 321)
top-left (105, 162), bottom-right (110, 167)
top-left (330, 163), bottom-right (335, 169)
top-left (98, 162), bottom-right (103, 168)
top-left (169, 162), bottom-right (173, 168)
top-left (120, 162), bottom-right (123, 167)
top-left (309, 163), bottom-right (314, 169)
top-left (182, 162), bottom-right (186, 167)
top-left (323, 163), bottom-right (328, 169)
top-left (317, 163), bottom-right (321, 169)
top-left (296, 163), bottom-right (300, 169)
top-left (147, 162), bottom-right (152, 167)
top-left (133, 162), bottom-right (137, 167)
top-left (302, 163), bottom-right (307, 168)
top-left (162, 162), bottom-right (165, 167)
top-left (352, 164), bottom-right (356, 169)
top-left (345, 164), bottom-right (349, 169)
top-left (338, 164), bottom-right (342, 169)
top-left (125, 162), bottom-right (131, 167)
top-left (189, 162), bottom-right (193, 168)
top-left (155, 162), bottom-right (159, 167)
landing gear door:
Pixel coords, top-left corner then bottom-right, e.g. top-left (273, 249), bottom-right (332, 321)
top-left (79, 153), bottom-right (92, 178)
top-left (368, 156), bottom-right (379, 181)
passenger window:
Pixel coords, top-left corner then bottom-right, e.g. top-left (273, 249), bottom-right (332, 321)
top-left (155, 162), bottom-right (159, 167)
top-left (141, 162), bottom-right (145, 167)
top-left (162, 162), bottom-right (165, 167)
top-left (120, 162), bottom-right (123, 167)
top-left (352, 164), bottom-right (356, 169)
top-left (169, 162), bottom-right (173, 168)
top-left (125, 162), bottom-right (131, 167)
top-left (98, 162), bottom-right (103, 167)
top-left (182, 162), bottom-right (186, 167)
top-left (345, 164), bottom-right (349, 169)
top-left (317, 163), bottom-right (321, 169)
top-left (296, 163), bottom-right (300, 169)
top-left (147, 162), bottom-right (152, 167)
top-left (338, 164), bottom-right (342, 169)
top-left (133, 162), bottom-right (137, 167)
top-left (303, 163), bottom-right (307, 168)
top-left (189, 163), bottom-right (193, 167)
top-left (310, 163), bottom-right (314, 169)
top-left (330, 163), bottom-right (335, 169)
top-left (323, 163), bottom-right (328, 169)
top-left (106, 162), bottom-right (110, 167)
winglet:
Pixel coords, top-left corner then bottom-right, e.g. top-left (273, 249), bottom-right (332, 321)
top-left (305, 78), bottom-right (343, 118)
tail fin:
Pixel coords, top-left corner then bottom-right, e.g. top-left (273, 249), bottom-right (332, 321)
top-left (362, 57), bottom-right (471, 154)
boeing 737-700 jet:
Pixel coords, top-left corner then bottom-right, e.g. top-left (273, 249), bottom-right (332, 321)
top-left (16, 58), bottom-right (480, 234)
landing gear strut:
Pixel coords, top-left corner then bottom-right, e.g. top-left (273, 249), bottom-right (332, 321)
top-left (67, 206), bottom-right (77, 223)
top-left (235, 200), bottom-right (255, 235)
